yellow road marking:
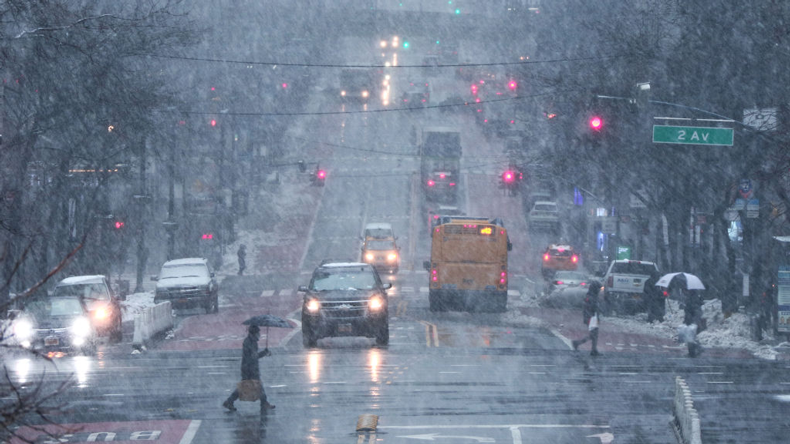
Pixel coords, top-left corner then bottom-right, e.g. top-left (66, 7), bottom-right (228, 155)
top-left (419, 321), bottom-right (438, 347)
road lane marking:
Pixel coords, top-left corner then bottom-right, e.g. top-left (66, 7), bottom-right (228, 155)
top-left (440, 372), bottom-right (460, 374)
top-left (270, 385), bottom-right (287, 388)
top-left (511, 426), bottom-right (523, 444)
top-left (178, 420), bottom-right (201, 444)
top-left (197, 365), bottom-right (228, 368)
top-left (207, 372), bottom-right (226, 375)
top-left (380, 424), bottom-right (611, 430)
top-left (529, 372), bottom-right (546, 375)
top-left (619, 373), bottom-right (638, 375)
top-left (508, 290), bottom-right (520, 297)
top-left (706, 381), bottom-right (734, 384)
top-left (261, 290), bottom-right (274, 297)
top-left (698, 372), bottom-right (724, 375)
top-left (549, 328), bottom-right (574, 350)
top-left (103, 394), bottom-right (124, 397)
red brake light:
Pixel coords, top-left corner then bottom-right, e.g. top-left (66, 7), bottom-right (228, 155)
top-left (571, 255), bottom-right (578, 263)
top-left (503, 171), bottom-right (514, 182)
top-left (543, 253), bottom-right (550, 261)
top-left (555, 281), bottom-right (563, 285)
top-left (427, 180), bottom-right (435, 187)
top-left (663, 290), bottom-right (669, 297)
top-left (202, 233), bottom-right (213, 240)
top-left (317, 170), bottom-right (326, 179)
top-left (439, 173), bottom-right (446, 179)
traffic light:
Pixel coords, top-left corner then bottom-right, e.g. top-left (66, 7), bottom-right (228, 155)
top-left (316, 169), bottom-right (326, 180)
top-left (589, 116), bottom-right (603, 131)
top-left (403, 40), bottom-right (410, 49)
top-left (210, 119), bottom-right (217, 127)
top-left (114, 221), bottom-right (125, 230)
top-left (508, 80), bottom-right (517, 91)
top-left (502, 171), bottom-right (515, 183)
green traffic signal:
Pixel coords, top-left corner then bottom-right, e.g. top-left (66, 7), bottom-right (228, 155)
top-left (403, 41), bottom-right (410, 49)
top-left (455, 8), bottom-right (460, 14)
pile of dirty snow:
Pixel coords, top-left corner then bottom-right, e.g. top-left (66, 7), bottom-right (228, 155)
top-left (121, 291), bottom-right (155, 322)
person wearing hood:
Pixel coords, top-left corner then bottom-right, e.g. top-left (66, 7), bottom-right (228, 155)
top-left (223, 324), bottom-right (275, 412)
top-left (572, 281), bottom-right (602, 356)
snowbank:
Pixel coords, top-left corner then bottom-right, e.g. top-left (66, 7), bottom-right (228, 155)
top-left (121, 291), bottom-right (155, 322)
top-left (606, 298), bottom-right (784, 360)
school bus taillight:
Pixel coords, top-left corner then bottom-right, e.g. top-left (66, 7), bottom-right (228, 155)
top-left (432, 269), bottom-right (438, 282)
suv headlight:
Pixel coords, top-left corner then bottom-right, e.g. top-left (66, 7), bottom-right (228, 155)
top-left (365, 253), bottom-right (374, 261)
top-left (387, 252), bottom-right (398, 262)
top-left (13, 319), bottom-right (34, 340)
top-left (369, 296), bottom-right (384, 312)
top-left (70, 317), bottom-right (92, 338)
top-left (306, 299), bottom-right (321, 313)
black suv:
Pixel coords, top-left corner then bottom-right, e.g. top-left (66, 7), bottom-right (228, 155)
top-left (299, 262), bottom-right (391, 347)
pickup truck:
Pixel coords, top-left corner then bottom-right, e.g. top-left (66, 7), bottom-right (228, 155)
top-left (602, 260), bottom-right (659, 314)
top-left (528, 201), bottom-right (560, 233)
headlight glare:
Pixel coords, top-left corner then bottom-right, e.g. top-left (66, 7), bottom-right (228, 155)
top-left (71, 317), bottom-right (92, 338)
top-left (13, 319), bottom-right (34, 340)
top-left (387, 252), bottom-right (398, 261)
top-left (369, 296), bottom-right (384, 311)
top-left (306, 299), bottom-right (320, 313)
top-left (365, 253), bottom-right (374, 261)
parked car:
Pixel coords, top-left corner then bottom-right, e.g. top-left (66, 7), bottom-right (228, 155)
top-left (153, 258), bottom-right (219, 314)
top-left (10, 295), bottom-right (97, 355)
top-left (299, 261), bottom-right (390, 347)
top-left (53, 275), bottom-right (124, 342)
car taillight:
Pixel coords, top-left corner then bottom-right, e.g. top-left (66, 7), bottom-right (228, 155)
top-left (449, 182), bottom-right (456, 186)
top-left (439, 173), bottom-right (446, 179)
top-left (571, 255), bottom-right (578, 263)
top-left (427, 180), bottom-right (435, 187)
top-left (581, 282), bottom-right (587, 286)
top-left (543, 253), bottom-right (550, 261)
top-left (432, 269), bottom-right (438, 282)
top-left (663, 290), bottom-right (669, 297)
top-left (500, 271), bottom-right (507, 285)
top-left (555, 281), bottom-right (563, 285)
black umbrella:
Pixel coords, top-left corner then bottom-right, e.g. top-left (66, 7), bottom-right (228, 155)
top-left (242, 314), bottom-right (293, 348)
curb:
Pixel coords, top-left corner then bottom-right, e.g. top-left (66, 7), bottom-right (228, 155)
top-left (671, 376), bottom-right (702, 444)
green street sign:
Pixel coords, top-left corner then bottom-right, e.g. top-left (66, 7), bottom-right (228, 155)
top-left (616, 246), bottom-right (631, 260)
top-left (652, 125), bottom-right (734, 146)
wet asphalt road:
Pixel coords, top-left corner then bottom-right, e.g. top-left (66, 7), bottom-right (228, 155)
top-left (6, 19), bottom-right (790, 444)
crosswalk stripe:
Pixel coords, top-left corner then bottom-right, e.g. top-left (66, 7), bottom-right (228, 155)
top-left (400, 287), bottom-right (414, 293)
top-left (507, 290), bottom-right (520, 297)
top-left (261, 290), bottom-right (275, 297)
top-left (419, 287), bottom-right (429, 293)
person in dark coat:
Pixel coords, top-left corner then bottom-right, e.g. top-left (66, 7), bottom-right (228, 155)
top-left (237, 244), bottom-right (247, 276)
top-left (572, 281), bottom-right (601, 356)
top-left (682, 289), bottom-right (704, 357)
top-left (645, 273), bottom-right (665, 323)
top-left (223, 324), bottom-right (275, 412)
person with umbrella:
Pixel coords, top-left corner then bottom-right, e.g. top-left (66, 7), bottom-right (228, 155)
top-left (223, 324), bottom-right (275, 412)
top-left (572, 280), bottom-right (602, 356)
top-left (655, 272), bottom-right (706, 357)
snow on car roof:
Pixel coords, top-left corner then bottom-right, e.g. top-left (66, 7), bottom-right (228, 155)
top-left (57, 275), bottom-right (105, 286)
top-left (163, 258), bottom-right (207, 266)
top-left (533, 200), bottom-right (557, 206)
top-left (548, 244), bottom-right (573, 250)
top-left (321, 262), bottom-right (369, 268)
top-left (365, 223), bottom-right (392, 230)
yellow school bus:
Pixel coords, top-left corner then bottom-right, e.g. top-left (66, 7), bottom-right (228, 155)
top-left (423, 216), bottom-right (512, 312)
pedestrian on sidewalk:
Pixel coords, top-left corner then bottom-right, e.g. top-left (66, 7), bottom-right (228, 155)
top-left (682, 288), bottom-right (704, 357)
top-left (222, 325), bottom-right (275, 412)
top-left (645, 272), bottom-right (665, 323)
top-left (572, 281), bottom-right (601, 356)
top-left (237, 244), bottom-right (247, 276)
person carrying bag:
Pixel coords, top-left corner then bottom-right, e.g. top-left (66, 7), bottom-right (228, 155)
top-left (223, 324), bottom-right (275, 412)
top-left (572, 281), bottom-right (601, 357)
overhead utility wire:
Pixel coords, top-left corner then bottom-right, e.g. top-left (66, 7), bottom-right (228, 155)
top-left (150, 53), bottom-right (625, 69)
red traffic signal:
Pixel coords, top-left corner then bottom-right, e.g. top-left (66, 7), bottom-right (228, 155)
top-left (508, 80), bottom-right (517, 90)
top-left (316, 170), bottom-right (326, 179)
top-left (502, 171), bottom-right (515, 183)
top-left (114, 221), bottom-right (125, 229)
top-left (470, 84), bottom-right (478, 95)
top-left (589, 116), bottom-right (603, 131)
top-left (210, 119), bottom-right (217, 127)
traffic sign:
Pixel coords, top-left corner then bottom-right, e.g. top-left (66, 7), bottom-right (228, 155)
top-left (652, 125), bottom-right (733, 146)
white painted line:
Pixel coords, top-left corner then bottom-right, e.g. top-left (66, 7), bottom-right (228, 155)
top-left (511, 426), bottom-right (523, 444)
top-left (529, 364), bottom-right (556, 367)
top-left (550, 328), bottom-right (574, 350)
top-left (178, 419), bottom-right (202, 444)
top-left (379, 424), bottom-right (611, 430)
top-left (780, 382), bottom-right (790, 385)
top-left (207, 372), bottom-right (226, 375)
top-left (707, 381), bottom-right (734, 384)
top-left (508, 290), bottom-right (520, 297)
top-left (619, 373), bottom-right (638, 376)
top-left (261, 290), bottom-right (275, 297)
top-left (103, 394), bottom-right (124, 397)
top-left (197, 365), bottom-right (228, 369)
top-left (623, 381), bottom-right (652, 383)
top-left (647, 345), bottom-right (655, 348)
top-left (698, 372), bottom-right (724, 375)
top-left (439, 372), bottom-right (461, 374)
top-left (529, 372), bottom-right (546, 375)
top-left (419, 287), bottom-right (429, 293)
top-left (524, 277), bottom-right (535, 284)
top-left (401, 287), bottom-right (414, 293)
top-left (323, 382), bottom-right (346, 384)
top-left (280, 308), bottom-right (302, 346)
top-left (451, 364), bottom-right (480, 367)
top-left (270, 385), bottom-right (287, 388)
top-left (629, 344), bottom-right (638, 347)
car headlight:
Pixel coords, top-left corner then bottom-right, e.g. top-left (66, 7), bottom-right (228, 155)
top-left (387, 252), bottom-right (398, 262)
top-left (306, 299), bottom-right (321, 313)
top-left (13, 319), bottom-right (34, 340)
top-left (70, 317), bottom-right (92, 338)
top-left (340, 90), bottom-right (346, 96)
top-left (369, 296), bottom-right (384, 311)
top-left (93, 306), bottom-right (109, 320)
top-left (365, 253), bottom-right (374, 261)
top-left (362, 90), bottom-right (369, 98)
